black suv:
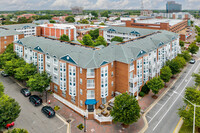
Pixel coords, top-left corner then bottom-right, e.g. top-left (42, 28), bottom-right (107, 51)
top-left (29, 95), bottom-right (42, 106)
top-left (41, 106), bottom-right (55, 118)
top-left (21, 88), bottom-right (31, 97)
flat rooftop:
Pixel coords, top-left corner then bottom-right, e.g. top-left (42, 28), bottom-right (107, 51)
top-left (136, 19), bottom-right (184, 26)
top-left (39, 24), bottom-right (76, 29)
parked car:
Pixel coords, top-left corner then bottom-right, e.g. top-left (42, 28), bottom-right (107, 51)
top-left (5, 122), bottom-right (14, 129)
top-left (20, 88), bottom-right (31, 97)
top-left (29, 95), bottom-right (42, 106)
top-left (1, 71), bottom-right (9, 77)
top-left (41, 106), bottom-right (55, 118)
top-left (189, 59), bottom-right (196, 64)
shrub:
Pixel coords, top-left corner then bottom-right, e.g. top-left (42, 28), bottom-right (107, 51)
top-left (139, 92), bottom-right (145, 97)
top-left (77, 123), bottom-right (84, 130)
top-left (141, 83), bottom-right (150, 94)
top-left (54, 105), bottom-right (60, 111)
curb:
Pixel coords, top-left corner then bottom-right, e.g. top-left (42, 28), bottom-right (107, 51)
top-left (139, 64), bottom-right (188, 133)
top-left (173, 118), bottom-right (183, 133)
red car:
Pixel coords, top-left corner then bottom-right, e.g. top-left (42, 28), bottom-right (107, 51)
top-left (5, 122), bottom-right (14, 129)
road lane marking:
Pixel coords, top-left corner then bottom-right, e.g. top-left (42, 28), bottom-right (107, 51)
top-left (152, 62), bottom-right (200, 131)
top-left (148, 61), bottom-right (200, 124)
top-left (156, 103), bottom-right (162, 106)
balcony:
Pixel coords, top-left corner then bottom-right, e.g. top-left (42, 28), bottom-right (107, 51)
top-left (87, 83), bottom-right (95, 89)
top-left (87, 72), bottom-right (95, 78)
top-left (129, 84), bottom-right (138, 94)
top-left (129, 75), bottom-right (138, 83)
top-left (129, 65), bottom-right (134, 72)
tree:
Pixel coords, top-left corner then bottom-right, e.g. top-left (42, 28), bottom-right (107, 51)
top-left (49, 20), bottom-right (56, 23)
top-left (160, 66), bottom-right (172, 85)
top-left (60, 34), bottom-right (70, 41)
top-left (6, 128), bottom-right (28, 133)
top-left (188, 43), bottom-right (199, 55)
top-left (0, 82), bottom-right (4, 97)
top-left (95, 36), bottom-right (107, 46)
top-left (4, 43), bottom-right (15, 54)
top-left (178, 87), bottom-right (200, 128)
top-left (111, 36), bottom-right (123, 42)
top-left (65, 16), bottom-right (75, 23)
top-left (79, 19), bottom-right (89, 24)
top-left (89, 28), bottom-right (99, 40)
top-left (141, 83), bottom-right (150, 94)
top-left (110, 93), bottom-right (140, 126)
top-left (100, 11), bottom-right (109, 18)
top-left (175, 56), bottom-right (186, 69)
top-left (147, 77), bottom-right (164, 96)
top-left (0, 52), bottom-right (18, 68)
top-left (196, 36), bottom-right (200, 43)
top-left (99, 22), bottom-right (105, 25)
top-left (91, 11), bottom-right (98, 17)
top-left (166, 59), bottom-right (181, 75)
top-left (27, 72), bottom-right (51, 93)
top-left (0, 95), bottom-right (21, 129)
top-left (14, 63), bottom-right (37, 81)
top-left (82, 34), bottom-right (94, 46)
top-left (192, 72), bottom-right (200, 88)
top-left (179, 40), bottom-right (185, 47)
top-left (178, 50), bottom-right (191, 62)
top-left (3, 59), bottom-right (26, 76)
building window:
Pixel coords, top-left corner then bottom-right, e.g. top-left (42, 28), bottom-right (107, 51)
top-left (54, 85), bottom-right (58, 92)
top-left (80, 100), bottom-right (83, 106)
top-left (87, 79), bottom-right (95, 88)
top-left (80, 68), bottom-right (82, 74)
top-left (71, 96), bottom-right (75, 103)
top-left (111, 62), bottom-right (113, 67)
top-left (80, 89), bottom-right (82, 95)
top-left (80, 78), bottom-right (82, 84)
top-left (62, 91), bottom-right (66, 97)
top-left (87, 68), bottom-right (95, 77)
top-left (87, 90), bottom-right (95, 99)
top-left (111, 71), bottom-right (114, 77)
top-left (111, 81), bottom-right (114, 86)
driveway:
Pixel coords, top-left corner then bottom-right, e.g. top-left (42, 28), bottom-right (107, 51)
top-left (0, 76), bottom-right (67, 133)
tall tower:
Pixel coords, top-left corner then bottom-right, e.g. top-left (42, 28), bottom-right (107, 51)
top-left (141, 0), bottom-right (144, 11)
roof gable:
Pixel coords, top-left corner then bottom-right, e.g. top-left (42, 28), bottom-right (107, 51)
top-left (108, 28), bottom-right (116, 32)
top-left (130, 30), bottom-right (140, 35)
top-left (137, 50), bottom-right (146, 58)
top-left (34, 46), bottom-right (43, 53)
top-left (60, 55), bottom-right (77, 65)
top-left (100, 61), bottom-right (108, 66)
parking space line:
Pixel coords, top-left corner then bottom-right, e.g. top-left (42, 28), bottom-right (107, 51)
top-left (146, 115), bottom-right (152, 120)
top-left (156, 102), bottom-right (162, 106)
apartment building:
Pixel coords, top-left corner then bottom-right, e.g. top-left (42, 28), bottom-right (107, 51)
top-left (99, 26), bottom-right (156, 43)
top-left (0, 28), bottom-right (24, 54)
top-left (37, 24), bottom-right (76, 41)
top-left (0, 24), bottom-right (38, 37)
top-left (14, 30), bottom-right (180, 123)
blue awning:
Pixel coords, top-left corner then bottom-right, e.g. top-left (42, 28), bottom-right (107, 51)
top-left (85, 99), bottom-right (97, 105)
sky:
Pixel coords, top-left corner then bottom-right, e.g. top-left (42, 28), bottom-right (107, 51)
top-left (0, 0), bottom-right (199, 11)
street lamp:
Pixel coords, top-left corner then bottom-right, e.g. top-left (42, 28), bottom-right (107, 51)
top-left (84, 115), bottom-right (86, 132)
top-left (174, 91), bottom-right (200, 133)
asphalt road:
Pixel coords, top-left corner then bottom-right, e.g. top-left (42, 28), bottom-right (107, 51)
top-left (0, 76), bottom-right (67, 133)
top-left (145, 51), bottom-right (200, 133)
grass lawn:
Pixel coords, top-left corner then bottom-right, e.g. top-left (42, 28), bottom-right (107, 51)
top-left (179, 122), bottom-right (198, 133)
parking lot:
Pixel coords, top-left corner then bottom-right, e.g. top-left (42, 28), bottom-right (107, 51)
top-left (0, 75), bottom-right (67, 133)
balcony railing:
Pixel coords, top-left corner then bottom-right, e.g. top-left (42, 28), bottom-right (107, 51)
top-left (129, 65), bottom-right (134, 72)
top-left (87, 83), bottom-right (95, 88)
top-left (87, 72), bottom-right (95, 78)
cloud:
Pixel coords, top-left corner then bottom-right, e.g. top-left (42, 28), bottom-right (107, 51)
top-left (0, 0), bottom-right (199, 11)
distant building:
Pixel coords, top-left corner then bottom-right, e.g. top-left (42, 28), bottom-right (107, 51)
top-left (71, 6), bottom-right (83, 15)
top-left (17, 14), bottom-right (36, 19)
top-left (37, 24), bottom-right (76, 41)
top-left (33, 20), bottom-right (50, 25)
top-left (0, 27), bottom-right (24, 54)
top-left (0, 23), bottom-right (38, 37)
top-left (152, 12), bottom-right (191, 20)
top-left (52, 16), bottom-right (68, 23)
top-left (166, 1), bottom-right (182, 13)
top-left (141, 10), bottom-right (153, 16)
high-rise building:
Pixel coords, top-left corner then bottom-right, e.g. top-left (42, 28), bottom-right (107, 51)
top-left (166, 1), bottom-right (182, 13)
